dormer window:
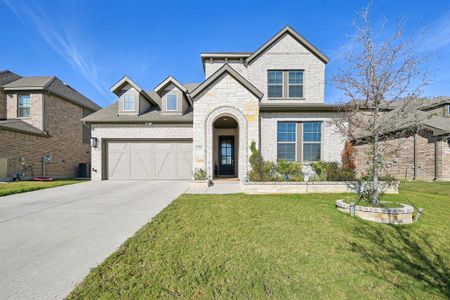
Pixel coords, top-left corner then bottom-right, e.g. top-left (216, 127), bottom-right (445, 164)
top-left (123, 93), bottom-right (135, 111)
top-left (18, 94), bottom-right (31, 118)
top-left (167, 94), bottom-right (178, 111)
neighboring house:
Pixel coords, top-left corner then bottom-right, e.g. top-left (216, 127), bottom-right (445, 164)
top-left (0, 71), bottom-right (101, 180)
top-left (83, 26), bottom-right (346, 181)
top-left (353, 98), bottom-right (450, 181)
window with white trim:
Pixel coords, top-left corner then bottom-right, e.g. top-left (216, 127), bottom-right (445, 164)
top-left (18, 94), bottom-right (31, 118)
top-left (277, 122), bottom-right (296, 161)
top-left (167, 94), bottom-right (177, 111)
top-left (303, 122), bottom-right (321, 161)
top-left (123, 94), bottom-right (135, 111)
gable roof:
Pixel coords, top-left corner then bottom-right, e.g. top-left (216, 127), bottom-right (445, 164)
top-left (190, 64), bottom-right (263, 99)
top-left (110, 75), bottom-right (158, 106)
top-left (154, 76), bottom-right (193, 105)
top-left (2, 76), bottom-right (101, 111)
top-left (154, 76), bottom-right (187, 93)
top-left (246, 25), bottom-right (329, 65)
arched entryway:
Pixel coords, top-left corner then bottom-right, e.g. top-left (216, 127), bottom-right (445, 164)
top-left (213, 116), bottom-right (239, 178)
top-left (204, 106), bottom-right (249, 181)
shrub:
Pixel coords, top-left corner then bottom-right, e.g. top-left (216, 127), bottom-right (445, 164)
top-left (193, 169), bottom-right (208, 180)
top-left (248, 141), bottom-right (277, 182)
top-left (248, 141), bottom-right (303, 182)
top-left (276, 160), bottom-right (303, 181)
top-left (311, 161), bottom-right (355, 181)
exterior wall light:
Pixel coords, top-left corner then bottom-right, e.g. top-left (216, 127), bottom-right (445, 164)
top-left (90, 137), bottom-right (98, 148)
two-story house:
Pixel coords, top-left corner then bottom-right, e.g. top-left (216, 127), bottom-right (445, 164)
top-left (0, 70), bottom-right (101, 180)
top-left (83, 26), bottom-right (346, 181)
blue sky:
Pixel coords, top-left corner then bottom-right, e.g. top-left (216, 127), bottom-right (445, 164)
top-left (1, 0), bottom-right (449, 107)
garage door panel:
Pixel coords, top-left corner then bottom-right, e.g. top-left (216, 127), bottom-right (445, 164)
top-left (107, 141), bottom-right (192, 180)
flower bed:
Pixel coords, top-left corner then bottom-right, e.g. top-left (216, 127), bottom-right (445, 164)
top-left (242, 181), bottom-right (399, 194)
top-left (336, 199), bottom-right (413, 224)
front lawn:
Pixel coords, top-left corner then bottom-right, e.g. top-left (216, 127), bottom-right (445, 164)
top-left (68, 181), bottom-right (450, 299)
top-left (0, 179), bottom-right (84, 197)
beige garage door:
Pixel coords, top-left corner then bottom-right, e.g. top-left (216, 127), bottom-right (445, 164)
top-left (106, 141), bottom-right (192, 180)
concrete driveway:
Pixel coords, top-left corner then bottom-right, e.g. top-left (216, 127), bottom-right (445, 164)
top-left (0, 180), bottom-right (189, 299)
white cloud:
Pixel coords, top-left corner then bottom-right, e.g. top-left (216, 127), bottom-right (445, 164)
top-left (1, 0), bottom-right (109, 97)
top-left (420, 10), bottom-right (450, 52)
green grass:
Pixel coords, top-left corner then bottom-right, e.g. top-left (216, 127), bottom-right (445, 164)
top-left (0, 179), bottom-right (84, 197)
top-left (68, 181), bottom-right (450, 299)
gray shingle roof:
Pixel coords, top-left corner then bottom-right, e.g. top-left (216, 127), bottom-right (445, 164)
top-left (183, 83), bottom-right (200, 93)
top-left (2, 76), bottom-right (101, 111)
top-left (2, 76), bottom-right (55, 89)
top-left (0, 119), bottom-right (48, 136)
top-left (82, 102), bottom-right (193, 124)
top-left (423, 117), bottom-right (450, 133)
top-left (0, 70), bottom-right (21, 86)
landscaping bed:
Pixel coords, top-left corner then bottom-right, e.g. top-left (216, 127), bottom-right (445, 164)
top-left (68, 181), bottom-right (450, 299)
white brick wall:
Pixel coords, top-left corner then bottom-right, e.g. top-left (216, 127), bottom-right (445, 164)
top-left (260, 112), bottom-right (346, 164)
top-left (203, 34), bottom-right (326, 104)
top-left (90, 124), bottom-right (193, 180)
top-left (193, 73), bottom-right (259, 180)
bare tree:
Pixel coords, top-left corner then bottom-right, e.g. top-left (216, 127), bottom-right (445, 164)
top-left (333, 5), bottom-right (429, 206)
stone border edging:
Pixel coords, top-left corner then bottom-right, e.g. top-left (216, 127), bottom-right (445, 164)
top-left (242, 181), bottom-right (399, 194)
top-left (336, 199), bottom-right (414, 224)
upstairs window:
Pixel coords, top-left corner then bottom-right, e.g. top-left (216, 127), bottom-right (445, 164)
top-left (18, 94), bottom-right (31, 118)
top-left (268, 71), bottom-right (283, 98)
top-left (303, 122), bottom-right (321, 162)
top-left (167, 94), bottom-right (177, 111)
top-left (277, 122), bottom-right (296, 161)
top-left (123, 94), bottom-right (135, 111)
top-left (268, 70), bottom-right (304, 99)
top-left (288, 71), bottom-right (304, 98)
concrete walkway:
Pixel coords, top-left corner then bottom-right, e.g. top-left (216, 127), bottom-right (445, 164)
top-left (186, 180), bottom-right (243, 194)
top-left (0, 180), bottom-right (189, 300)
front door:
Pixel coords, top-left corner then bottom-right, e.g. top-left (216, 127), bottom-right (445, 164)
top-left (218, 136), bottom-right (235, 176)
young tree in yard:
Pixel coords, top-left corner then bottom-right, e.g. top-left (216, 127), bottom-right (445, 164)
top-left (334, 6), bottom-right (429, 206)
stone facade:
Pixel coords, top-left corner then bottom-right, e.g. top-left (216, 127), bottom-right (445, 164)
top-left (353, 130), bottom-right (450, 181)
top-left (192, 73), bottom-right (260, 180)
top-left (0, 93), bottom-right (92, 179)
top-left (90, 124), bottom-right (193, 180)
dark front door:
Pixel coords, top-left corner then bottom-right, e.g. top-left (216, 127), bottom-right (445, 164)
top-left (218, 136), bottom-right (235, 176)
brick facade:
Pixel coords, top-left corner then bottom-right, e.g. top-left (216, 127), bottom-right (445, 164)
top-left (353, 130), bottom-right (450, 181)
top-left (0, 93), bottom-right (92, 179)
